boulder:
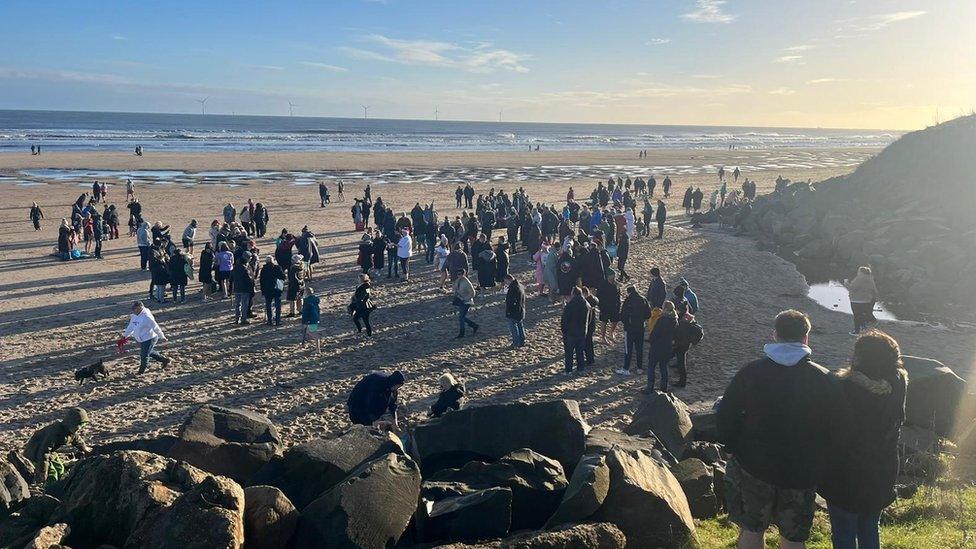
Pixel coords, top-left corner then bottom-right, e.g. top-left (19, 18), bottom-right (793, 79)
top-left (24, 522), bottom-right (69, 549)
top-left (590, 448), bottom-right (695, 548)
top-left (293, 452), bottom-right (421, 548)
top-left (91, 436), bottom-right (178, 457)
top-left (251, 425), bottom-right (403, 509)
top-left (435, 522), bottom-right (627, 548)
top-left (1, 460), bottom-right (30, 516)
top-left (689, 410), bottom-right (719, 442)
top-left (417, 487), bottom-right (512, 543)
top-left (624, 392), bottom-right (693, 459)
top-left (685, 441), bottom-right (726, 467)
top-left (545, 453), bottom-right (610, 527)
top-left (585, 428), bottom-right (676, 466)
top-left (48, 450), bottom-right (244, 549)
top-left (243, 486), bottom-right (299, 549)
top-left (0, 495), bottom-right (60, 548)
top-left (411, 400), bottom-right (589, 476)
top-left (670, 458), bottom-right (719, 519)
top-left (168, 405), bottom-right (283, 484)
top-left (428, 449), bottom-right (568, 531)
top-left (902, 356), bottom-right (971, 436)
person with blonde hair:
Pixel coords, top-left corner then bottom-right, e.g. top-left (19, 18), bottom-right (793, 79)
top-left (845, 266), bottom-right (879, 335)
top-left (429, 372), bottom-right (466, 418)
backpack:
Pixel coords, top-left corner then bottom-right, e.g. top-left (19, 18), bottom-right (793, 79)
top-left (687, 319), bottom-right (704, 345)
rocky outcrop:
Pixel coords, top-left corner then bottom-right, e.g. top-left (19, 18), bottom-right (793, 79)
top-left (23, 522), bottom-right (69, 549)
top-left (252, 425), bottom-right (403, 509)
top-left (436, 522), bottom-right (627, 548)
top-left (902, 356), bottom-right (971, 436)
top-left (624, 392), bottom-right (693, 460)
top-left (293, 452), bottom-right (422, 548)
top-left (411, 400), bottom-right (589, 476)
top-left (586, 428), bottom-right (677, 466)
top-left (243, 486), bottom-right (298, 549)
top-left (48, 450), bottom-right (244, 548)
top-left (671, 458), bottom-right (719, 519)
top-left (545, 453), bottom-right (610, 527)
top-left (417, 487), bottom-right (512, 543)
top-left (168, 405), bottom-right (283, 485)
top-left (0, 495), bottom-right (60, 548)
top-left (0, 460), bottom-right (30, 517)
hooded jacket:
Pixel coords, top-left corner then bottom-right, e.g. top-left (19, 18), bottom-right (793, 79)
top-left (347, 371), bottom-right (403, 425)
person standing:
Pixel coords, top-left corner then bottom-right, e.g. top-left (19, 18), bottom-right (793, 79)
top-left (198, 242), bottom-right (216, 302)
top-left (646, 300), bottom-right (677, 391)
top-left (846, 266), bottom-right (879, 335)
top-left (560, 287), bottom-right (590, 375)
top-left (126, 179), bottom-right (135, 201)
top-left (182, 220), bottom-right (197, 255)
top-left (29, 202), bottom-right (44, 231)
top-left (259, 256), bottom-right (285, 326)
top-left (655, 200), bottom-right (667, 239)
top-left (672, 311), bottom-right (704, 388)
top-left (452, 270), bottom-right (479, 338)
top-left (319, 181), bottom-right (329, 208)
top-left (232, 252), bottom-right (256, 324)
top-left (504, 274), bottom-right (526, 347)
top-left (215, 242), bottom-right (234, 298)
top-left (597, 271), bottom-right (622, 345)
top-left (616, 231), bottom-right (631, 282)
top-left (168, 249), bottom-right (190, 303)
top-left (301, 287), bottom-right (321, 354)
top-left (349, 274), bottom-right (375, 337)
top-left (616, 285), bottom-right (651, 376)
top-left (582, 287), bottom-right (599, 368)
top-left (646, 267), bottom-right (667, 309)
top-left (396, 228), bottom-right (412, 281)
top-left (820, 330), bottom-right (907, 549)
top-left (121, 301), bottom-right (171, 375)
top-left (253, 203), bottom-right (269, 238)
top-left (455, 186), bottom-right (463, 209)
top-left (717, 310), bottom-right (837, 549)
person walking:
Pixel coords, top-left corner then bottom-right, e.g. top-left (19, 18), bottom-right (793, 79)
top-left (349, 274), bottom-right (375, 337)
top-left (504, 274), bottom-right (526, 347)
top-left (301, 287), bottom-right (321, 354)
top-left (259, 256), bottom-right (286, 326)
top-left (646, 300), bottom-right (677, 392)
top-left (820, 330), bottom-right (907, 549)
top-left (846, 266), bottom-right (879, 335)
top-left (121, 301), bottom-right (171, 375)
top-left (717, 310), bottom-right (837, 549)
top-left (452, 270), bottom-right (479, 338)
top-left (29, 202), bottom-right (44, 231)
top-left (560, 287), bottom-right (590, 375)
top-left (655, 200), bottom-right (667, 239)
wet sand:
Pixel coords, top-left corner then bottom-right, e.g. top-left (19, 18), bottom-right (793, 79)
top-left (0, 149), bottom-right (971, 450)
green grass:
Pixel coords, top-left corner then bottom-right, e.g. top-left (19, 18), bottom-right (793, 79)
top-left (690, 485), bottom-right (976, 548)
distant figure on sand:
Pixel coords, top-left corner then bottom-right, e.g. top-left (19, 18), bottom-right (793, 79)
top-left (29, 201), bottom-right (44, 230)
top-left (846, 266), bottom-right (879, 335)
top-left (717, 309), bottom-right (837, 549)
top-left (347, 370), bottom-right (405, 430)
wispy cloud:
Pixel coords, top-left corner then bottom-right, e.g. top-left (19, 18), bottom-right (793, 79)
top-left (837, 11), bottom-right (927, 35)
top-left (784, 44), bottom-right (815, 52)
top-left (807, 77), bottom-right (845, 84)
top-left (775, 55), bottom-right (804, 64)
top-left (682, 1), bottom-right (737, 24)
top-left (342, 34), bottom-right (529, 73)
top-left (243, 64), bottom-right (285, 72)
top-left (768, 87), bottom-right (796, 96)
top-left (646, 38), bottom-right (672, 45)
top-left (110, 34), bottom-right (127, 41)
top-left (300, 61), bottom-right (349, 72)
top-left (691, 74), bottom-right (722, 79)
top-left (539, 82), bottom-right (752, 108)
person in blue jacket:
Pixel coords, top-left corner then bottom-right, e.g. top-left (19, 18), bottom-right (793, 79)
top-left (679, 278), bottom-right (700, 314)
top-left (301, 286), bottom-right (321, 354)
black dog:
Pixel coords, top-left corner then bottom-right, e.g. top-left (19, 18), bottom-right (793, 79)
top-left (75, 360), bottom-right (109, 384)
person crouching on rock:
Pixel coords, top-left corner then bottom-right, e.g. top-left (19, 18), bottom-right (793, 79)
top-left (347, 370), bottom-right (406, 432)
top-left (20, 407), bottom-right (91, 485)
top-left (429, 372), bottom-right (466, 418)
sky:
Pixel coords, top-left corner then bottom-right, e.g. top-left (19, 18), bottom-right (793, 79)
top-left (0, 0), bottom-right (973, 130)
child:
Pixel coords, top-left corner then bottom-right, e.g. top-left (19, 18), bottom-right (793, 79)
top-left (301, 286), bottom-right (322, 354)
top-left (429, 372), bottom-right (466, 418)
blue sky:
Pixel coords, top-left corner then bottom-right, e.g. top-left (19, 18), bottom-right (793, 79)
top-left (0, 0), bottom-right (972, 128)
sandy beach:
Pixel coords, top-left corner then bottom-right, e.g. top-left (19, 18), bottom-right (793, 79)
top-left (0, 148), bottom-right (971, 451)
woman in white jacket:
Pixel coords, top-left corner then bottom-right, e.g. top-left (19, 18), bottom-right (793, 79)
top-left (396, 228), bottom-right (413, 281)
top-left (846, 266), bottom-right (879, 335)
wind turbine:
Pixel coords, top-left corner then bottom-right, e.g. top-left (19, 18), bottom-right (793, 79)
top-left (288, 101), bottom-right (298, 117)
top-left (498, 109), bottom-right (503, 122)
top-left (434, 105), bottom-right (440, 121)
top-left (196, 97), bottom-right (209, 115)
top-left (361, 105), bottom-right (370, 119)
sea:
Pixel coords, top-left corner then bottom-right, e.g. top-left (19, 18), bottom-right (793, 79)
top-left (0, 110), bottom-right (899, 153)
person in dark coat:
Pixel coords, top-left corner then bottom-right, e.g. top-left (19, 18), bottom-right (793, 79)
top-left (582, 287), bottom-right (599, 367)
top-left (560, 288), bottom-right (590, 374)
top-left (579, 243), bottom-right (605, 289)
top-left (471, 234), bottom-right (496, 289)
top-left (691, 188), bottom-right (704, 212)
top-left (616, 232), bottom-right (631, 282)
top-left (357, 233), bottom-right (373, 274)
top-left (682, 186), bottom-right (693, 214)
top-left (597, 271), bottom-right (621, 344)
top-left (617, 285), bottom-right (651, 375)
top-left (647, 300), bottom-right (677, 392)
top-left (655, 200), bottom-right (667, 239)
top-left (504, 274), bottom-right (526, 347)
top-left (495, 237), bottom-right (510, 283)
top-left (646, 267), bottom-right (667, 309)
top-left (370, 230), bottom-right (386, 275)
top-left (820, 330), bottom-right (907, 549)
top-left (673, 311), bottom-right (703, 388)
top-left (555, 247), bottom-right (578, 298)
top-left (430, 372), bottom-right (466, 417)
top-left (672, 284), bottom-right (689, 317)
top-left (347, 370), bottom-right (405, 429)
top-left (349, 274), bottom-right (375, 336)
top-left (149, 246), bottom-right (170, 303)
top-left (168, 248), bottom-right (190, 303)
top-left (259, 256), bottom-right (286, 326)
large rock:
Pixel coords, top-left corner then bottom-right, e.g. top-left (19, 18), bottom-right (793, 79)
top-left (435, 522), bottom-right (627, 548)
top-left (243, 486), bottom-right (299, 549)
top-left (590, 448), bottom-right (695, 548)
top-left (168, 405), bottom-right (283, 484)
top-left (417, 487), bottom-right (512, 543)
top-left (293, 453), bottom-right (421, 548)
top-left (428, 449), bottom-right (568, 531)
top-left (411, 400), bottom-right (589, 476)
top-left (671, 458), bottom-right (719, 519)
top-left (23, 522), bottom-right (69, 549)
top-left (0, 495), bottom-right (60, 548)
top-left (251, 425), bottom-right (403, 509)
top-left (545, 453), bottom-right (610, 527)
top-left (0, 460), bottom-right (30, 516)
top-left (91, 436), bottom-right (178, 457)
top-left (902, 356), bottom-right (971, 436)
top-left (48, 450), bottom-right (244, 548)
top-left (689, 410), bottom-right (719, 442)
top-left (624, 392), bottom-right (693, 460)
top-left (586, 428), bottom-right (676, 466)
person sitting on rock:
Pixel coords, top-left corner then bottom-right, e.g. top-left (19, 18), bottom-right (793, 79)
top-left (347, 370), bottom-right (406, 431)
top-left (428, 372), bottom-right (466, 418)
top-left (22, 407), bottom-right (92, 484)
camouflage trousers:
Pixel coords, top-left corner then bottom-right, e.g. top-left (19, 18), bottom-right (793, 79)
top-left (724, 457), bottom-right (816, 543)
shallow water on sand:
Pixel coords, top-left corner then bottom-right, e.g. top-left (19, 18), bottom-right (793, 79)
top-left (807, 281), bottom-right (898, 321)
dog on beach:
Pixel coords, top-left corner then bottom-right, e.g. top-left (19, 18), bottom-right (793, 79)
top-left (74, 360), bottom-right (109, 384)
